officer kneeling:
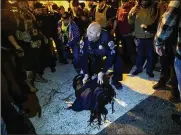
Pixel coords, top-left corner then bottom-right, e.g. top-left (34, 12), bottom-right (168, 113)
top-left (80, 22), bottom-right (123, 89)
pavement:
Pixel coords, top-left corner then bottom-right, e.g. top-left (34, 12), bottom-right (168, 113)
top-left (22, 61), bottom-right (181, 134)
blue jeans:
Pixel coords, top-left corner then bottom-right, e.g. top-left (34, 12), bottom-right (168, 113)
top-left (135, 38), bottom-right (154, 73)
top-left (174, 57), bottom-right (181, 99)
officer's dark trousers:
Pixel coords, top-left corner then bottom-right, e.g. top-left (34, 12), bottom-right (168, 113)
top-left (112, 55), bottom-right (123, 82)
top-left (136, 38), bottom-right (154, 74)
top-left (71, 44), bottom-right (80, 72)
top-left (89, 55), bottom-right (123, 82)
top-left (159, 45), bottom-right (179, 99)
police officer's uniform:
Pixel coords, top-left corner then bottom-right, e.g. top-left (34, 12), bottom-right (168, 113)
top-left (80, 30), bottom-right (123, 89)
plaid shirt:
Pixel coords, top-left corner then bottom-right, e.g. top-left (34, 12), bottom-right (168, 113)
top-left (154, 0), bottom-right (181, 54)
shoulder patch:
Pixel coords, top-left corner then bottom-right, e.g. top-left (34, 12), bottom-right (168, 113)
top-left (108, 41), bottom-right (115, 50)
top-left (108, 41), bottom-right (115, 55)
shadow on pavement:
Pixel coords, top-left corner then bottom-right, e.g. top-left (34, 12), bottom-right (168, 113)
top-left (99, 91), bottom-right (181, 135)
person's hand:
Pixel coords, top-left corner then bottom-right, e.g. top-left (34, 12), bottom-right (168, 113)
top-left (49, 37), bottom-right (53, 40)
top-left (83, 74), bottom-right (89, 84)
top-left (97, 72), bottom-right (104, 85)
top-left (155, 47), bottom-right (163, 56)
top-left (110, 29), bottom-right (115, 36)
top-left (16, 47), bottom-right (24, 57)
top-left (131, 8), bottom-right (139, 16)
top-left (140, 24), bottom-right (147, 29)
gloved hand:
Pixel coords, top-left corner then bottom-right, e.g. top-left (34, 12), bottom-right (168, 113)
top-left (83, 74), bottom-right (89, 84)
top-left (66, 43), bottom-right (70, 47)
top-left (97, 72), bottom-right (104, 85)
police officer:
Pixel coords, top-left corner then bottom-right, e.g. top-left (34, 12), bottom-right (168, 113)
top-left (80, 22), bottom-right (123, 89)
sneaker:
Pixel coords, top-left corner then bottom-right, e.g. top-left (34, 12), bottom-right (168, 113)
top-left (36, 76), bottom-right (48, 83)
top-left (152, 82), bottom-right (166, 90)
top-left (112, 81), bottom-right (123, 90)
top-left (146, 72), bottom-right (154, 78)
top-left (59, 60), bottom-right (69, 64)
top-left (132, 70), bottom-right (142, 76)
top-left (50, 67), bottom-right (56, 73)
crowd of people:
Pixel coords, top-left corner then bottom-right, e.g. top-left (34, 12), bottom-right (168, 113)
top-left (1, 0), bottom-right (181, 134)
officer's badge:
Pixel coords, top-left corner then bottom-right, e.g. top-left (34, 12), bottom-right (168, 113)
top-left (108, 41), bottom-right (115, 54)
top-left (99, 45), bottom-right (103, 50)
top-left (108, 41), bottom-right (115, 49)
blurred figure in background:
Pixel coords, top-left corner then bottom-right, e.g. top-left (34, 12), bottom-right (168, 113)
top-left (33, 2), bottom-right (56, 72)
top-left (128, 0), bottom-right (158, 78)
top-left (153, 0), bottom-right (181, 126)
top-left (154, 0), bottom-right (180, 103)
top-left (14, 0), bottom-right (40, 92)
top-left (112, 0), bottom-right (136, 65)
top-left (95, 0), bottom-right (117, 32)
top-left (58, 12), bottom-right (81, 73)
top-left (87, 0), bottom-right (97, 22)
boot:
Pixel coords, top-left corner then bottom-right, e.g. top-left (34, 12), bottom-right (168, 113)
top-left (146, 72), bottom-right (154, 78)
top-left (112, 81), bottom-right (123, 90)
top-left (132, 70), bottom-right (142, 76)
top-left (35, 73), bottom-right (48, 83)
top-left (152, 82), bottom-right (166, 90)
top-left (26, 71), bottom-right (38, 93)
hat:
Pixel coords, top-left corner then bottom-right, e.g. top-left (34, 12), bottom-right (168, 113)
top-left (17, 0), bottom-right (28, 2)
top-left (33, 2), bottom-right (44, 9)
top-left (59, 5), bottom-right (64, 10)
top-left (52, 4), bottom-right (58, 10)
top-left (62, 12), bottom-right (71, 19)
top-left (122, 0), bottom-right (129, 2)
top-left (98, 0), bottom-right (106, 3)
top-left (72, 0), bottom-right (79, 7)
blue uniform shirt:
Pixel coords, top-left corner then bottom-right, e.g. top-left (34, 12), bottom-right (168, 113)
top-left (80, 30), bottom-right (115, 74)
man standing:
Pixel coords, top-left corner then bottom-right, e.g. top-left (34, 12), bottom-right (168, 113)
top-left (58, 12), bottom-right (80, 73)
top-left (154, 0), bottom-right (181, 126)
top-left (128, 0), bottom-right (158, 78)
top-left (154, 0), bottom-right (181, 103)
